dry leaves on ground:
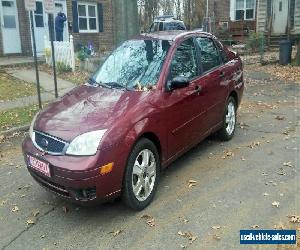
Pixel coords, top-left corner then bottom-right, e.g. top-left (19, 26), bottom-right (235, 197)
top-left (32, 209), bottom-right (40, 217)
top-left (11, 205), bottom-right (19, 213)
top-left (265, 64), bottom-right (300, 84)
top-left (272, 201), bottom-right (280, 208)
top-left (187, 180), bottom-right (197, 188)
top-left (109, 230), bottom-right (123, 237)
top-left (288, 215), bottom-right (300, 223)
top-left (283, 162), bottom-right (293, 167)
top-left (26, 219), bottom-right (35, 225)
top-left (141, 214), bottom-right (156, 227)
top-left (177, 231), bottom-right (197, 244)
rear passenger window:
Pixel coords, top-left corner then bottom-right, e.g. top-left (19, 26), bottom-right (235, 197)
top-left (195, 37), bottom-right (221, 73)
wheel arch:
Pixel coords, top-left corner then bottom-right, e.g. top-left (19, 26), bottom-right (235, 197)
top-left (229, 90), bottom-right (238, 108)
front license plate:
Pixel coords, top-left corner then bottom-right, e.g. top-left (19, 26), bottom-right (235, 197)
top-left (27, 155), bottom-right (51, 177)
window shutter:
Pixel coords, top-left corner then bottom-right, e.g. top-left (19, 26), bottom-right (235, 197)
top-left (72, 1), bottom-right (79, 33)
top-left (97, 3), bottom-right (104, 32)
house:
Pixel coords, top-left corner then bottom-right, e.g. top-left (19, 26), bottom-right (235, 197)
top-left (208, 0), bottom-right (300, 46)
top-left (0, 0), bottom-right (138, 57)
top-left (207, 0), bottom-right (257, 41)
top-left (256, 0), bottom-right (300, 46)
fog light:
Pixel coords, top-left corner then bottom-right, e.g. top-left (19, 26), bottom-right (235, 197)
top-left (100, 162), bottom-right (113, 175)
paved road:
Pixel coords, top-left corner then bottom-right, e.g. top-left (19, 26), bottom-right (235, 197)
top-left (0, 65), bottom-right (299, 249)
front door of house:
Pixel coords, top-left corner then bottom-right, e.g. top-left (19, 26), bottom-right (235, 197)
top-left (31, 0), bottom-right (68, 55)
top-left (32, 0), bottom-right (48, 54)
top-left (0, 0), bottom-right (21, 54)
top-left (272, 0), bottom-right (289, 34)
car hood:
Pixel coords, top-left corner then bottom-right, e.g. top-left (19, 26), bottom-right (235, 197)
top-left (34, 85), bottom-right (147, 141)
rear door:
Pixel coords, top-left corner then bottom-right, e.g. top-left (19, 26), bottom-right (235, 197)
top-left (194, 36), bottom-right (229, 129)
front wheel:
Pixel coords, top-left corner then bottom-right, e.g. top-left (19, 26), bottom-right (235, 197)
top-left (122, 138), bottom-right (160, 210)
top-left (217, 96), bottom-right (237, 141)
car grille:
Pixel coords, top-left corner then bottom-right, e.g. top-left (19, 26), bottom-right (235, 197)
top-left (34, 131), bottom-right (68, 155)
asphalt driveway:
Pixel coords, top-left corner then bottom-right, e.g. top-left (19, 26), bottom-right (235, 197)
top-left (0, 65), bottom-right (299, 249)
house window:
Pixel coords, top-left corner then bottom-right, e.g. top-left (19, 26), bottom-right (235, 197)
top-left (235, 0), bottom-right (255, 20)
top-left (78, 3), bottom-right (98, 33)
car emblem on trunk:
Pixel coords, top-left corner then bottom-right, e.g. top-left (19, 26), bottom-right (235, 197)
top-left (40, 138), bottom-right (49, 149)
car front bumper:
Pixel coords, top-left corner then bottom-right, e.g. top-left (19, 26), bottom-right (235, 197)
top-left (22, 136), bottom-right (127, 205)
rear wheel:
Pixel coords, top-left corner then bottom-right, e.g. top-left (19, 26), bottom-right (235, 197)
top-left (217, 96), bottom-right (237, 141)
top-left (122, 138), bottom-right (159, 210)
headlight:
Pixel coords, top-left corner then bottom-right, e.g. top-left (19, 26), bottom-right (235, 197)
top-left (29, 112), bottom-right (39, 140)
top-left (66, 130), bottom-right (107, 156)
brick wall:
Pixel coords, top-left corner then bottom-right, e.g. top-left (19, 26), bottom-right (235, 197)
top-left (67, 0), bottom-right (114, 52)
top-left (17, 1), bottom-right (33, 56)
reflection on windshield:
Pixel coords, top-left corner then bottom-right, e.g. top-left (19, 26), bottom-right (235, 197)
top-left (92, 39), bottom-right (171, 90)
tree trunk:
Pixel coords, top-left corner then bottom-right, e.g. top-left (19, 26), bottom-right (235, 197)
top-left (296, 40), bottom-right (300, 66)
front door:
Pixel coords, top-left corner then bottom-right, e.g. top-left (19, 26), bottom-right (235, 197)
top-left (163, 38), bottom-right (207, 159)
top-left (0, 0), bottom-right (21, 54)
top-left (32, 0), bottom-right (48, 54)
top-left (31, 0), bottom-right (68, 55)
top-left (272, 0), bottom-right (288, 34)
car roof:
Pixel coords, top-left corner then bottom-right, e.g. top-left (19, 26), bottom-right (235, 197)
top-left (137, 30), bottom-right (214, 42)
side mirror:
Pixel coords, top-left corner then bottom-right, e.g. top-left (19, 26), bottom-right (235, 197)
top-left (167, 76), bottom-right (190, 91)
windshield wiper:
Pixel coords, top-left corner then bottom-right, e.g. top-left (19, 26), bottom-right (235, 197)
top-left (105, 82), bottom-right (128, 90)
top-left (88, 78), bottom-right (111, 89)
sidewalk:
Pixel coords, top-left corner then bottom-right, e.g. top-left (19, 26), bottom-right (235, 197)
top-left (0, 56), bottom-right (44, 66)
top-left (0, 69), bottom-right (76, 112)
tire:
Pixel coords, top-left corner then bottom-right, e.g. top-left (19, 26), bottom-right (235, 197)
top-left (217, 96), bottom-right (237, 141)
top-left (122, 138), bottom-right (160, 210)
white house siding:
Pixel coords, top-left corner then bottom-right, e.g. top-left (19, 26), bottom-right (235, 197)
top-left (291, 0), bottom-right (300, 34)
top-left (256, 0), bottom-right (267, 32)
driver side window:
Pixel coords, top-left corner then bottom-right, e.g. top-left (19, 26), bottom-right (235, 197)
top-left (170, 38), bottom-right (197, 80)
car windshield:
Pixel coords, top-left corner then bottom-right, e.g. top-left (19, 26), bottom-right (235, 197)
top-left (91, 39), bottom-right (171, 91)
top-left (164, 22), bottom-right (186, 31)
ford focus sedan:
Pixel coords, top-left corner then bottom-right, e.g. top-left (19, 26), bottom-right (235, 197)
top-left (22, 31), bottom-right (244, 210)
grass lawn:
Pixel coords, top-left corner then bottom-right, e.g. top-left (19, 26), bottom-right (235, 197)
top-left (0, 104), bottom-right (40, 132)
top-left (0, 70), bottom-right (37, 101)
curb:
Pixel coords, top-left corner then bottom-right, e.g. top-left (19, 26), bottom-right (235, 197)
top-left (0, 124), bottom-right (30, 137)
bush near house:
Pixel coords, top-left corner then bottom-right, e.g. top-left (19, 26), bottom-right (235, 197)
top-left (246, 32), bottom-right (265, 52)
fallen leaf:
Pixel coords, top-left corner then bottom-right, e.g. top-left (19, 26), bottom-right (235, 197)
top-left (40, 234), bottom-right (46, 238)
top-left (263, 192), bottom-right (269, 196)
top-left (213, 234), bottom-right (221, 240)
top-left (272, 201), bottom-right (280, 208)
top-left (109, 230), bottom-right (123, 237)
top-left (26, 219), bottom-right (35, 225)
top-left (283, 162), bottom-right (293, 167)
top-left (141, 214), bottom-right (152, 220)
top-left (251, 225), bottom-right (259, 228)
top-left (32, 209), bottom-right (40, 217)
top-left (177, 231), bottom-right (197, 244)
top-left (212, 225), bottom-right (221, 230)
top-left (146, 218), bottom-right (155, 227)
top-left (11, 206), bottom-right (19, 213)
top-left (275, 115), bottom-right (285, 120)
top-left (188, 180), bottom-right (197, 188)
top-left (287, 215), bottom-right (300, 223)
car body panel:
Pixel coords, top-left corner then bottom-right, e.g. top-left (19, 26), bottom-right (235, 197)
top-left (22, 31), bottom-right (244, 205)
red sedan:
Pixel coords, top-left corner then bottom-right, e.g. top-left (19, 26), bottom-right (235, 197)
top-left (22, 31), bottom-right (244, 210)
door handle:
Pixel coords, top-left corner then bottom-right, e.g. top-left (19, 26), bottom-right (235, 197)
top-left (193, 85), bottom-right (202, 95)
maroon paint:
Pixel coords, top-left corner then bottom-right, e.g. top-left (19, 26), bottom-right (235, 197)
top-left (22, 31), bottom-right (244, 204)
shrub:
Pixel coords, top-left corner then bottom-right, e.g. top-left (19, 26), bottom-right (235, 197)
top-left (246, 32), bottom-right (265, 52)
top-left (56, 61), bottom-right (72, 74)
top-left (77, 47), bottom-right (90, 62)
